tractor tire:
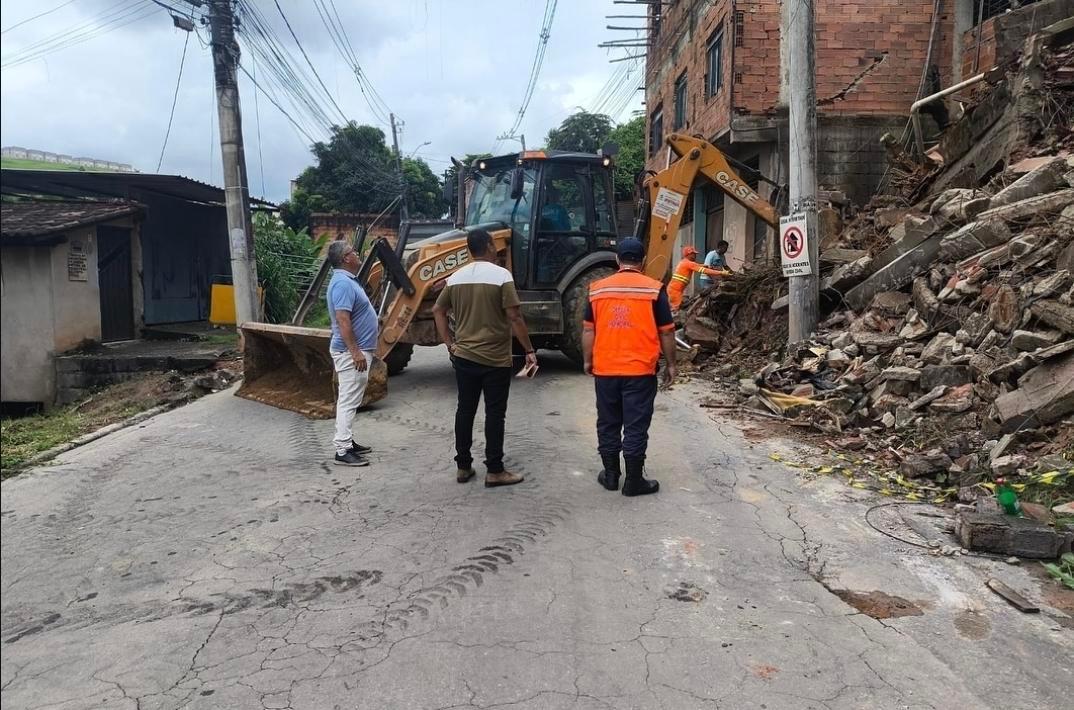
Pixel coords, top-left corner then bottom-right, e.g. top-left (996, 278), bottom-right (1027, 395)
top-left (384, 343), bottom-right (414, 376)
top-left (560, 267), bottom-right (615, 368)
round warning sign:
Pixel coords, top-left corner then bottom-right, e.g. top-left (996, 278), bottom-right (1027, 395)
top-left (782, 226), bottom-right (804, 260)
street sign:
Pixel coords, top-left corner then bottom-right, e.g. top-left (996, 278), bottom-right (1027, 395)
top-left (652, 187), bottom-right (686, 222)
top-left (780, 212), bottom-right (812, 277)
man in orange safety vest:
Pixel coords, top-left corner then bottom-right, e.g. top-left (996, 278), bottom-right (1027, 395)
top-left (667, 245), bottom-right (729, 311)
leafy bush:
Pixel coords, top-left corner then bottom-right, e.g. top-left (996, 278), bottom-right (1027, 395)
top-left (253, 212), bottom-right (326, 323)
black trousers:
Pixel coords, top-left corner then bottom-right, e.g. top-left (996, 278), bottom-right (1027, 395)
top-left (453, 356), bottom-right (512, 473)
top-left (595, 375), bottom-right (658, 459)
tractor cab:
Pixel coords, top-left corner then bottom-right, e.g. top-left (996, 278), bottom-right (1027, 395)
top-left (462, 151), bottom-right (620, 291)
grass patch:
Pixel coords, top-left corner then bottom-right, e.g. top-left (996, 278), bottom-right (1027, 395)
top-left (200, 331), bottom-right (240, 346)
top-left (1, 157), bottom-right (93, 171)
top-left (0, 372), bottom-right (201, 474)
top-left (1, 411), bottom-right (85, 470)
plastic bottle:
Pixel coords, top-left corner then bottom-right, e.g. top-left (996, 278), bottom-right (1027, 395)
top-left (995, 477), bottom-right (1022, 516)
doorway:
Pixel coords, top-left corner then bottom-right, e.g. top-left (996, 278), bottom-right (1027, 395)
top-left (97, 226), bottom-right (134, 342)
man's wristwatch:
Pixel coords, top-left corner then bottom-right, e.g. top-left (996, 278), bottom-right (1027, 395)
top-left (526, 350), bottom-right (535, 355)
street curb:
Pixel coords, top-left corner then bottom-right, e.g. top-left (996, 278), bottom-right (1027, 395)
top-left (11, 404), bottom-right (173, 473)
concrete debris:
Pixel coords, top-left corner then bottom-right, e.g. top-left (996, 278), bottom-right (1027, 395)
top-left (987, 156), bottom-right (1069, 208)
top-left (993, 352), bottom-right (1074, 433)
top-left (1010, 329), bottom-right (1062, 351)
top-left (678, 38), bottom-right (1074, 499)
top-left (978, 188), bottom-right (1074, 223)
top-left (900, 449), bottom-right (953, 478)
top-left (1029, 299), bottom-right (1074, 335)
top-left (922, 332), bottom-right (957, 365)
top-left (990, 453), bottom-right (1029, 476)
top-left (957, 512), bottom-right (1072, 559)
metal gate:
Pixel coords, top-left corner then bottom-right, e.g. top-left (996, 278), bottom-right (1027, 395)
top-left (97, 226), bottom-right (134, 342)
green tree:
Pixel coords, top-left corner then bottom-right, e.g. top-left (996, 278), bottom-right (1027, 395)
top-left (606, 115), bottom-right (645, 201)
top-left (253, 212), bottom-right (326, 323)
top-left (279, 122), bottom-right (446, 230)
top-left (402, 157), bottom-right (447, 218)
top-left (544, 111), bottom-right (614, 153)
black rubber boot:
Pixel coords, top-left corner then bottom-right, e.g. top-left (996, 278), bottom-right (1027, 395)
top-left (622, 456), bottom-right (659, 497)
top-left (597, 453), bottom-right (621, 491)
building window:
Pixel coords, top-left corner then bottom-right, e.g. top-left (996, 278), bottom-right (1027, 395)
top-left (706, 28), bottom-right (723, 97)
top-left (649, 105), bottom-right (664, 155)
top-left (673, 73), bottom-right (687, 130)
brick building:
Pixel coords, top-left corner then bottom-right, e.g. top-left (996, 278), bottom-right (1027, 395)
top-left (642, 0), bottom-right (1067, 270)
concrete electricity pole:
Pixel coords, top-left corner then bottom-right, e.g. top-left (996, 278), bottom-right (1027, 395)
top-left (208, 0), bottom-right (260, 325)
top-left (784, 0), bottom-right (819, 343)
top-left (390, 113), bottom-right (410, 223)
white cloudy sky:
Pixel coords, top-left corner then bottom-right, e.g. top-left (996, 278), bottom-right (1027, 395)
top-left (1, 0), bottom-right (644, 202)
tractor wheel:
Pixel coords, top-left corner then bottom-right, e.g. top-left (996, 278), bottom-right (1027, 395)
top-left (560, 267), bottom-right (615, 367)
top-left (384, 343), bottom-right (414, 376)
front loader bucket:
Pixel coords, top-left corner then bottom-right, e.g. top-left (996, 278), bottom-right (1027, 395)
top-left (237, 323), bottom-right (387, 418)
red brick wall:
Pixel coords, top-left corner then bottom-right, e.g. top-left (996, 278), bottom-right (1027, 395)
top-left (644, 0), bottom-right (735, 156)
top-left (959, 0), bottom-right (1074, 78)
top-left (645, 0), bottom-right (955, 162)
top-left (310, 213), bottom-right (398, 251)
top-left (961, 17), bottom-right (997, 79)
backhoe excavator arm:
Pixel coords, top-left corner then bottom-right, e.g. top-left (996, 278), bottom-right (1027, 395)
top-left (640, 133), bottom-right (780, 281)
top-left (375, 229), bottom-right (512, 359)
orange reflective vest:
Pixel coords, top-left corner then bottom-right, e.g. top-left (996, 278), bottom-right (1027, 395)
top-left (667, 258), bottom-right (727, 310)
top-left (585, 269), bottom-right (673, 376)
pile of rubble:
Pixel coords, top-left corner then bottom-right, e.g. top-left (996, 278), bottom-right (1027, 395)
top-left (685, 26), bottom-right (1073, 501)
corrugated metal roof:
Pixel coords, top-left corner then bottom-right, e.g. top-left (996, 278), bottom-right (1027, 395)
top-left (0, 169), bottom-right (275, 207)
top-left (1, 198), bottom-right (143, 242)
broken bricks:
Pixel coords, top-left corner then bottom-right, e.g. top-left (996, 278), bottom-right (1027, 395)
top-left (682, 46), bottom-right (1074, 506)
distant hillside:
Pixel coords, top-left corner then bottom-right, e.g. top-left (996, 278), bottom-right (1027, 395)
top-left (1, 157), bottom-right (93, 171)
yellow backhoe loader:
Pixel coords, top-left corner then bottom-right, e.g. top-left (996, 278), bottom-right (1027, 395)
top-left (237, 133), bottom-right (781, 417)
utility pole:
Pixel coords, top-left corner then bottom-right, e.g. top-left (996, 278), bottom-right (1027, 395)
top-left (784, 0), bottom-right (819, 343)
top-left (208, 0), bottom-right (260, 325)
top-left (390, 113), bottom-right (410, 223)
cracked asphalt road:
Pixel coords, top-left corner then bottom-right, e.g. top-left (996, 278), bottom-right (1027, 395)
top-left (2, 347), bottom-right (1071, 709)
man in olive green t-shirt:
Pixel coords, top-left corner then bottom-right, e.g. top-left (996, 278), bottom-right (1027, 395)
top-left (433, 230), bottom-right (537, 488)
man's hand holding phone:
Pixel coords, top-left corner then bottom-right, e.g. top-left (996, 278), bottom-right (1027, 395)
top-left (516, 351), bottom-right (539, 379)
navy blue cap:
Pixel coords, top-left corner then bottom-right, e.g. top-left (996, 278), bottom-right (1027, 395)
top-left (617, 237), bottom-right (645, 261)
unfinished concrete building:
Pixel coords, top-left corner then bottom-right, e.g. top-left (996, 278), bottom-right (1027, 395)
top-left (642, 0), bottom-right (1071, 270)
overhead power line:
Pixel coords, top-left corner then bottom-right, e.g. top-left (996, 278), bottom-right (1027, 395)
top-left (271, 0), bottom-right (348, 124)
top-left (156, 28), bottom-right (191, 172)
top-left (496, 0), bottom-right (558, 151)
top-left (1, 0), bottom-right (79, 36)
top-left (1, 0), bottom-right (167, 70)
top-left (311, 0), bottom-right (393, 126)
top-left (231, 0), bottom-right (404, 205)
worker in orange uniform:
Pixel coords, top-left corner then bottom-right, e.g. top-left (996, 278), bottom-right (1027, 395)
top-left (582, 238), bottom-right (677, 497)
top-left (667, 245), bottom-right (729, 311)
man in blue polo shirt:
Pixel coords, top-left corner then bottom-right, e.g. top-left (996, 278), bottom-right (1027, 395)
top-left (326, 240), bottom-right (379, 466)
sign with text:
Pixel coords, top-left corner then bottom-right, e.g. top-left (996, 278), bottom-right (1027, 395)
top-left (780, 213), bottom-right (812, 277)
top-left (67, 239), bottom-right (88, 281)
top-left (652, 187), bottom-right (686, 222)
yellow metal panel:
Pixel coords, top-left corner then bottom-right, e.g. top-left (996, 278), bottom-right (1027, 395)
top-left (209, 284), bottom-right (264, 325)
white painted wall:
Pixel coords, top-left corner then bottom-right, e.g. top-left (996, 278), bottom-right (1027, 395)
top-left (50, 226), bottom-right (102, 352)
top-left (1, 218), bottom-right (142, 406)
top-left (1, 246), bottom-right (58, 403)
